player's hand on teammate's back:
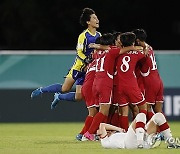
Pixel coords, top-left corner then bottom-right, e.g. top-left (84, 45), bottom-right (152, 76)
top-left (88, 43), bottom-right (97, 48)
top-left (84, 55), bottom-right (93, 64)
top-left (134, 46), bottom-right (143, 51)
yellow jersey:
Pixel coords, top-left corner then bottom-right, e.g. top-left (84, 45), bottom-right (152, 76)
top-left (67, 29), bottom-right (101, 76)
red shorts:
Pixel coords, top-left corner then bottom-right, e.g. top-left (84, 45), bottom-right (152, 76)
top-left (144, 77), bottom-right (164, 105)
top-left (81, 83), bottom-right (98, 108)
top-left (93, 83), bottom-right (113, 105)
top-left (118, 85), bottom-right (145, 107)
top-left (112, 84), bottom-right (120, 106)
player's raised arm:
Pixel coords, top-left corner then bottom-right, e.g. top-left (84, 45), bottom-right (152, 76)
top-left (89, 43), bottom-right (143, 54)
top-left (143, 43), bottom-right (150, 56)
top-left (97, 123), bottom-right (125, 139)
top-left (100, 123), bottom-right (125, 133)
top-left (89, 43), bottom-right (110, 50)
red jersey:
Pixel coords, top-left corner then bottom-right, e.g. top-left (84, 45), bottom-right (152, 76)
top-left (116, 50), bottom-right (145, 87)
top-left (140, 46), bottom-right (157, 75)
top-left (94, 46), bottom-right (120, 88)
top-left (115, 50), bottom-right (146, 106)
top-left (135, 63), bottom-right (145, 94)
top-left (92, 46), bottom-right (121, 104)
top-left (141, 45), bottom-right (164, 103)
top-left (81, 59), bottom-right (98, 108)
top-left (83, 59), bottom-right (96, 85)
top-left (140, 46), bottom-right (163, 85)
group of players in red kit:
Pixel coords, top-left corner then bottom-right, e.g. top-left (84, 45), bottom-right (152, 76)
top-left (76, 30), bottom-right (180, 149)
top-left (78, 30), bottom-right (163, 139)
top-left (30, 8), bottom-right (180, 149)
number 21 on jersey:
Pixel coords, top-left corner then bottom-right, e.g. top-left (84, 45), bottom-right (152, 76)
top-left (96, 56), bottom-right (105, 72)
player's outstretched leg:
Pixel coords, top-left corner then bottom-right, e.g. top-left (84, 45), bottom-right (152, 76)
top-left (31, 83), bottom-right (62, 99)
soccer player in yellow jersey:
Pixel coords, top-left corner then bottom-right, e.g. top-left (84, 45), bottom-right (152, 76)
top-left (31, 8), bottom-right (101, 109)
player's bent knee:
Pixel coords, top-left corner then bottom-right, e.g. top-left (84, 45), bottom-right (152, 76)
top-left (135, 112), bottom-right (146, 124)
top-left (61, 84), bottom-right (73, 92)
top-left (62, 78), bottom-right (75, 92)
top-left (151, 112), bottom-right (165, 125)
top-left (153, 112), bottom-right (164, 119)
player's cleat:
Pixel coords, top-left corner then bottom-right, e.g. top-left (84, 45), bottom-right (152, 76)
top-left (84, 131), bottom-right (95, 141)
top-left (158, 132), bottom-right (165, 140)
top-left (31, 87), bottom-right (43, 98)
top-left (151, 133), bottom-right (161, 148)
top-left (137, 140), bottom-right (144, 149)
top-left (51, 93), bottom-right (60, 110)
top-left (76, 133), bottom-right (83, 141)
top-left (167, 143), bottom-right (180, 149)
top-left (95, 134), bottom-right (100, 141)
top-left (137, 144), bottom-right (143, 149)
top-left (81, 133), bottom-right (99, 141)
top-left (81, 135), bottom-right (89, 141)
top-left (147, 133), bottom-right (161, 149)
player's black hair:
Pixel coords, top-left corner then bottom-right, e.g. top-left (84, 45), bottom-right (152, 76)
top-left (80, 8), bottom-right (95, 27)
top-left (112, 31), bottom-right (122, 45)
top-left (99, 33), bottom-right (114, 45)
top-left (120, 32), bottom-right (136, 47)
top-left (132, 28), bottom-right (147, 42)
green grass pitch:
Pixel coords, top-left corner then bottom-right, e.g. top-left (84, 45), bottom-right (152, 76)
top-left (0, 122), bottom-right (180, 154)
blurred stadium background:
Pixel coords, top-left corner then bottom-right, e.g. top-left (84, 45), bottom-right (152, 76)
top-left (0, 50), bottom-right (180, 122)
top-left (0, 0), bottom-right (180, 122)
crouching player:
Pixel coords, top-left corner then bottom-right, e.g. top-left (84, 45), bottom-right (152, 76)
top-left (98, 112), bottom-right (180, 149)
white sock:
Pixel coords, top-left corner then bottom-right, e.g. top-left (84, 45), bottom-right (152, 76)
top-left (151, 113), bottom-right (172, 140)
top-left (161, 128), bottom-right (172, 141)
top-left (136, 127), bottom-right (145, 144)
top-left (135, 113), bottom-right (146, 144)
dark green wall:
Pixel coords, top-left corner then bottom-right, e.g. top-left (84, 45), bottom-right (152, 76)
top-left (0, 89), bottom-right (87, 122)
